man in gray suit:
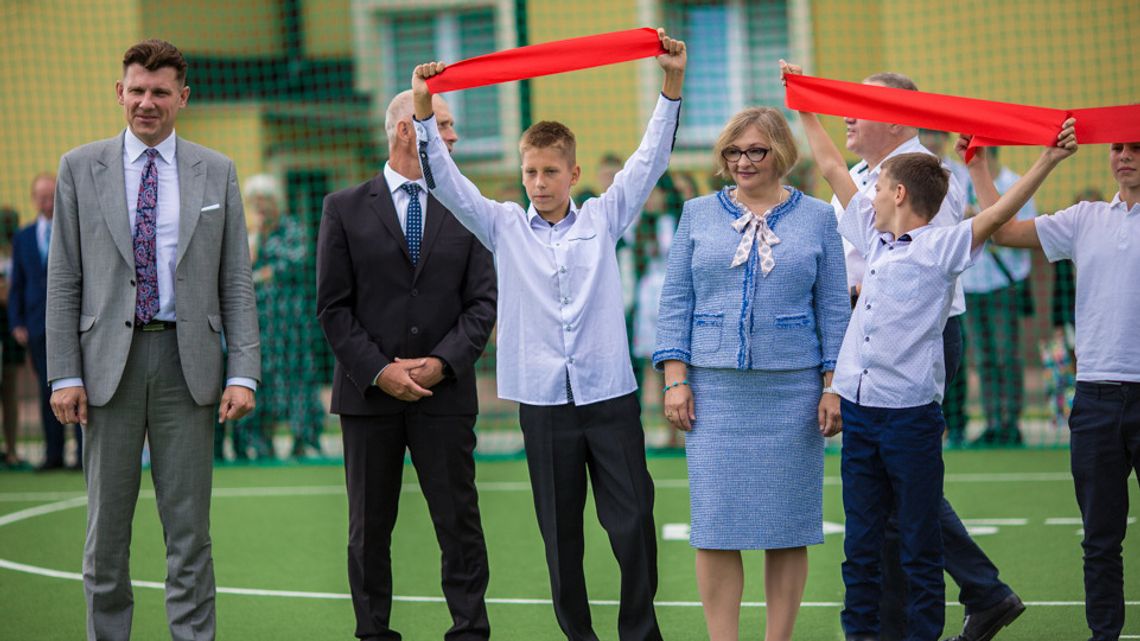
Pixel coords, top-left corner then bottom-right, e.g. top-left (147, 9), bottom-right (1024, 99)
top-left (46, 39), bottom-right (260, 641)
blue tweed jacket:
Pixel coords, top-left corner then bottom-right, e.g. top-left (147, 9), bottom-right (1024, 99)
top-left (653, 187), bottom-right (849, 372)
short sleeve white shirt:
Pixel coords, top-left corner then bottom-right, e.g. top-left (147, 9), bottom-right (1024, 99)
top-left (1035, 194), bottom-right (1140, 382)
top-left (833, 193), bottom-right (981, 407)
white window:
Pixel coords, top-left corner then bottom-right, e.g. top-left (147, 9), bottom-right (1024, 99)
top-left (354, 1), bottom-right (518, 161)
top-left (663, 0), bottom-right (791, 147)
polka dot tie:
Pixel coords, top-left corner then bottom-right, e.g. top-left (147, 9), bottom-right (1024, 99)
top-left (401, 182), bottom-right (422, 265)
top-left (133, 148), bottom-right (160, 324)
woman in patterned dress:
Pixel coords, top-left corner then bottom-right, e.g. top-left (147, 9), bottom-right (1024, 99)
top-left (653, 108), bottom-right (849, 640)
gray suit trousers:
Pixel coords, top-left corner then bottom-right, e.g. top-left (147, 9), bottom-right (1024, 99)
top-left (83, 329), bottom-right (216, 641)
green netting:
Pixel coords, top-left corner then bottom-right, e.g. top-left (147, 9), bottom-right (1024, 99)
top-left (1, 0), bottom-right (1136, 462)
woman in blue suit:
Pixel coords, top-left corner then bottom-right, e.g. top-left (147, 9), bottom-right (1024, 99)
top-left (653, 107), bottom-right (849, 640)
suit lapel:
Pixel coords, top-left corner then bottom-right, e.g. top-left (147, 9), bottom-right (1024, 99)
top-left (370, 175), bottom-right (412, 264)
top-left (93, 136), bottom-right (135, 268)
top-left (175, 138), bottom-right (206, 268)
top-left (413, 194), bottom-right (447, 281)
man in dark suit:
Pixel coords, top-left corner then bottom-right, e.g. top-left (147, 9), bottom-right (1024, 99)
top-left (47, 40), bottom-right (259, 641)
top-left (317, 89), bottom-right (496, 641)
top-left (10, 172), bottom-right (81, 470)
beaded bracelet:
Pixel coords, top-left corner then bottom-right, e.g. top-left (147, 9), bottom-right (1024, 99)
top-left (662, 380), bottom-right (689, 393)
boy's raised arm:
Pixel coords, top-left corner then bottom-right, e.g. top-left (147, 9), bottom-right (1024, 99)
top-left (969, 119), bottom-right (1077, 251)
top-left (780, 60), bottom-right (858, 207)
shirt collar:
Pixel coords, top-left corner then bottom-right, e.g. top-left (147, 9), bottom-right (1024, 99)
top-left (383, 162), bottom-right (428, 196)
top-left (1109, 192), bottom-right (1140, 214)
top-left (124, 128), bottom-right (176, 165)
top-left (878, 223), bottom-right (932, 245)
top-left (527, 199), bottom-right (578, 227)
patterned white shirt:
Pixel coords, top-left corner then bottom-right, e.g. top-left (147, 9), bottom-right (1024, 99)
top-left (1035, 194), bottom-right (1140, 382)
top-left (415, 94), bottom-right (681, 405)
top-left (833, 136), bottom-right (967, 316)
top-left (833, 193), bottom-right (980, 408)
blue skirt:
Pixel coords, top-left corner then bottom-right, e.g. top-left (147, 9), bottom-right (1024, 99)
top-left (686, 367), bottom-right (825, 550)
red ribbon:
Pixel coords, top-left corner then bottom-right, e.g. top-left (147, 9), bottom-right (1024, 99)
top-left (785, 74), bottom-right (1140, 160)
top-left (424, 28), bottom-right (665, 94)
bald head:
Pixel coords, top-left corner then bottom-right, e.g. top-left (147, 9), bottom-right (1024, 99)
top-left (384, 90), bottom-right (458, 175)
top-left (843, 71), bottom-right (920, 167)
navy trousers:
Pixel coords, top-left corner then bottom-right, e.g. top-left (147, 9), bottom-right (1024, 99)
top-left (841, 399), bottom-right (946, 641)
top-left (29, 333), bottom-right (81, 466)
top-left (878, 317), bottom-right (1012, 640)
top-left (1069, 380), bottom-right (1140, 641)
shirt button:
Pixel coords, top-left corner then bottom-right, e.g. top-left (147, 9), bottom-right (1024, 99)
top-left (870, 269), bottom-right (876, 275)
top-left (410, 326), bottom-right (419, 335)
top-left (864, 336), bottom-right (870, 342)
top-left (565, 324), bottom-right (572, 331)
top-left (559, 266), bottom-right (567, 273)
top-left (863, 369), bottom-right (869, 374)
top-left (568, 357), bottom-right (575, 365)
top-left (865, 303), bottom-right (871, 310)
top-left (561, 297), bottom-right (570, 305)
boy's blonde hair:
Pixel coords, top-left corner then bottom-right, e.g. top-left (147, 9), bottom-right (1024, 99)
top-left (880, 153), bottom-right (949, 220)
top-left (712, 107), bottom-right (798, 180)
top-left (520, 121), bottom-right (576, 164)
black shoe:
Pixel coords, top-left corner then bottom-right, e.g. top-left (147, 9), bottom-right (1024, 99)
top-left (945, 593), bottom-right (1025, 641)
top-left (36, 461), bottom-right (65, 472)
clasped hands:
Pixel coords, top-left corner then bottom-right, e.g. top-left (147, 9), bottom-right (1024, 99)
top-left (377, 357), bottom-right (446, 401)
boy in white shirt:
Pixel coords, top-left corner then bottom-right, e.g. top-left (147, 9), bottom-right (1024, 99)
top-left (796, 93), bottom-right (1075, 639)
top-left (969, 141), bottom-right (1140, 641)
top-left (410, 30), bottom-right (685, 641)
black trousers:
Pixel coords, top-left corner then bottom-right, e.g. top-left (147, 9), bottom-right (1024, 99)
top-left (877, 315), bottom-right (1012, 640)
top-left (1069, 380), bottom-right (1140, 641)
top-left (519, 392), bottom-right (662, 641)
top-left (341, 410), bottom-right (490, 641)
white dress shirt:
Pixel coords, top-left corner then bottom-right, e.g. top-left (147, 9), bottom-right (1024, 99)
top-left (833, 136), bottom-right (967, 316)
top-left (415, 94), bottom-right (681, 405)
top-left (961, 166), bottom-right (1035, 293)
top-left (1035, 194), bottom-right (1140, 382)
top-left (53, 129), bottom-right (256, 392)
top-left (36, 215), bottom-right (52, 263)
top-left (383, 162), bottom-right (429, 237)
top-left (124, 129), bottom-right (180, 322)
top-left (832, 193), bottom-right (981, 408)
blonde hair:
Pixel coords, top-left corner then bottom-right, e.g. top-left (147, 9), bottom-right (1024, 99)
top-left (519, 120), bottom-right (576, 165)
top-left (243, 173), bottom-right (283, 206)
top-left (713, 107), bottom-right (798, 180)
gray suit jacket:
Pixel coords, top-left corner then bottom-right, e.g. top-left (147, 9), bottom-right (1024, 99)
top-left (46, 132), bottom-right (260, 407)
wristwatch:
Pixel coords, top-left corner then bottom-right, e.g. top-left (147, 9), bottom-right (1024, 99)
top-left (822, 386), bottom-right (839, 395)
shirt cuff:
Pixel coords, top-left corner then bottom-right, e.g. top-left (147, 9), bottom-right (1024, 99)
top-left (226, 377), bottom-right (258, 392)
top-left (51, 377), bottom-right (84, 392)
top-left (373, 363), bottom-right (391, 387)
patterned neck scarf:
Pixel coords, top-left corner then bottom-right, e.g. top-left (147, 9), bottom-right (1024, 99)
top-left (729, 188), bottom-right (783, 275)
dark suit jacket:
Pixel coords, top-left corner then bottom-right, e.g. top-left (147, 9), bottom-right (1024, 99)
top-left (8, 224), bottom-right (47, 339)
top-left (317, 173), bottom-right (496, 416)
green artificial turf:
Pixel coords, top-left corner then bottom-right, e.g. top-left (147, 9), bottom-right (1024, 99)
top-left (0, 449), bottom-right (1135, 639)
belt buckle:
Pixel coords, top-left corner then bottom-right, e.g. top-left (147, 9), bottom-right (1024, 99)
top-left (141, 321), bottom-right (165, 332)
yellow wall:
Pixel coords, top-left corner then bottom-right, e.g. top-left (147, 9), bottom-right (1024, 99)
top-left (178, 106), bottom-right (267, 195)
top-left (0, 0), bottom-right (140, 220)
top-left (528, 1), bottom-right (646, 193)
top-left (810, 0), bottom-right (1140, 211)
top-left (302, 0), bottom-right (353, 58)
top-left (143, 0), bottom-right (284, 56)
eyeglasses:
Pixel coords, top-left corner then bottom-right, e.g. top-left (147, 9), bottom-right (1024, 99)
top-left (721, 146), bottom-right (771, 163)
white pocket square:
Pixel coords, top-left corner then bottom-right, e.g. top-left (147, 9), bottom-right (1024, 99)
top-left (201, 203), bottom-right (221, 212)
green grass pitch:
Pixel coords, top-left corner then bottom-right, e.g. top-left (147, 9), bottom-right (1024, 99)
top-left (1, 449), bottom-right (1136, 639)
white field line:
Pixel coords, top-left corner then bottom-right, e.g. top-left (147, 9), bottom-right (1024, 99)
top-left (0, 560), bottom-right (1131, 610)
top-left (0, 471), bottom-right (1077, 503)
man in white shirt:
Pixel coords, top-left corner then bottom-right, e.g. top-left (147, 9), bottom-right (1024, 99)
top-left (412, 29), bottom-right (685, 641)
top-left (976, 141), bottom-right (1140, 641)
top-left (47, 40), bottom-right (259, 641)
